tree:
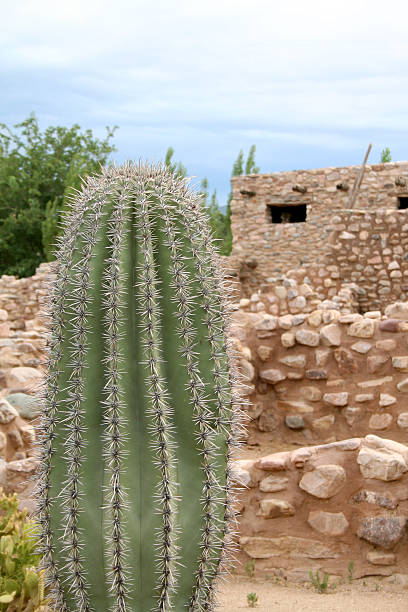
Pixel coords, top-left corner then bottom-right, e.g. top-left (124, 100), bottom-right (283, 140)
top-left (380, 147), bottom-right (392, 163)
top-left (224, 145), bottom-right (260, 255)
top-left (0, 113), bottom-right (117, 276)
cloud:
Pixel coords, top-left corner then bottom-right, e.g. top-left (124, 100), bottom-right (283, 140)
top-left (1, 0), bottom-right (408, 203)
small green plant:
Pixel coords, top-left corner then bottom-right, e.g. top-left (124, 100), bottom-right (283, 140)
top-left (348, 560), bottom-right (354, 583)
top-left (380, 147), bottom-right (392, 163)
top-left (0, 489), bottom-right (47, 611)
top-left (309, 569), bottom-right (329, 594)
top-left (245, 559), bottom-right (256, 578)
top-left (375, 583), bottom-right (380, 592)
top-left (247, 592), bottom-right (258, 607)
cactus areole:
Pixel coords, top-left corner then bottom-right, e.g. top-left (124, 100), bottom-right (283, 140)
top-left (36, 162), bottom-right (246, 611)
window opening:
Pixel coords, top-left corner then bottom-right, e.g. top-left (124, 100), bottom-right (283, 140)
top-left (268, 204), bottom-right (307, 224)
top-left (398, 197), bottom-right (408, 210)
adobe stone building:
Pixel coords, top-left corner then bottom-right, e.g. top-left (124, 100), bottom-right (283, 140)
top-left (229, 161), bottom-right (408, 292)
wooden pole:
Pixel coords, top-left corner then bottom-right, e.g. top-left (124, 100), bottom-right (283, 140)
top-left (348, 143), bottom-right (372, 209)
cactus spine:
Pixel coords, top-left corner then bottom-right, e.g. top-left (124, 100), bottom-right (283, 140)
top-left (35, 162), bottom-right (247, 611)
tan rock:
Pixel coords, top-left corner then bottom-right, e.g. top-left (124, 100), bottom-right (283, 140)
top-left (334, 348), bottom-right (357, 373)
top-left (259, 368), bottom-right (286, 384)
top-left (367, 551), bottom-right (396, 566)
top-left (355, 394), bottom-right (374, 402)
top-left (313, 414), bottom-right (335, 431)
top-left (315, 349), bottom-right (330, 366)
top-left (281, 331), bottom-right (296, 348)
top-left (231, 460), bottom-right (256, 487)
top-left (323, 392), bottom-right (348, 407)
top-left (255, 314), bottom-right (277, 331)
top-left (357, 446), bottom-right (407, 481)
top-left (256, 451), bottom-right (290, 471)
top-left (277, 400), bottom-right (314, 414)
top-left (307, 311), bottom-right (322, 328)
top-left (397, 412), bottom-right (408, 429)
top-left (0, 323), bottom-right (10, 338)
top-left (278, 314), bottom-right (293, 329)
top-left (299, 464), bottom-right (346, 499)
top-left (239, 535), bottom-right (342, 559)
top-left (367, 354), bottom-right (389, 373)
top-left (358, 376), bottom-right (393, 388)
top-left (238, 359), bottom-right (255, 382)
top-left (279, 354), bottom-right (306, 368)
top-left (351, 341), bottom-right (372, 354)
top-left (307, 511), bottom-right (349, 536)
top-left (259, 474), bottom-right (289, 493)
top-left (257, 498), bottom-right (296, 518)
top-left (392, 356), bottom-right (408, 371)
top-left (0, 309), bottom-right (8, 321)
top-left (369, 413), bottom-right (393, 430)
top-left (5, 367), bottom-right (42, 391)
top-left (295, 329), bottom-right (320, 347)
top-left (397, 378), bottom-right (408, 392)
top-left (300, 386), bottom-right (322, 402)
top-left (257, 345), bottom-right (272, 361)
top-left (384, 302), bottom-right (408, 319)
top-left (379, 393), bottom-right (397, 407)
top-left (347, 318), bottom-right (375, 338)
top-left (376, 339), bottom-right (397, 351)
top-left (0, 399), bottom-right (19, 424)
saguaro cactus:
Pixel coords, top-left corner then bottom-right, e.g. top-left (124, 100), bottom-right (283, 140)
top-left (35, 162), bottom-right (247, 611)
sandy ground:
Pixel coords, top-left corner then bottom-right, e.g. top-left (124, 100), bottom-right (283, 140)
top-left (217, 575), bottom-right (408, 611)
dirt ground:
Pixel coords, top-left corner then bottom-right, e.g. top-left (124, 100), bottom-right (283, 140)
top-left (217, 575), bottom-right (408, 611)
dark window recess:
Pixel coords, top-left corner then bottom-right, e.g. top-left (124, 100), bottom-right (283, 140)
top-left (268, 204), bottom-right (307, 224)
top-left (398, 197), bottom-right (408, 209)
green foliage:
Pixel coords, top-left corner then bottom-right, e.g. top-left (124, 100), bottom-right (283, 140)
top-left (0, 113), bottom-right (117, 276)
top-left (309, 569), bottom-right (329, 594)
top-left (380, 147), bottom-right (392, 163)
top-left (348, 560), bottom-right (354, 583)
top-left (245, 558), bottom-right (255, 578)
top-left (0, 489), bottom-right (47, 611)
top-left (37, 161), bottom-right (245, 611)
top-left (247, 592), bottom-right (258, 607)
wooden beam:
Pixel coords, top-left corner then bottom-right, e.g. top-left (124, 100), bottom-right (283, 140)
top-left (348, 143), bottom-right (372, 209)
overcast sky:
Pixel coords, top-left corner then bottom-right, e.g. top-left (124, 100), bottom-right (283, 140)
top-left (2, 0), bottom-right (408, 204)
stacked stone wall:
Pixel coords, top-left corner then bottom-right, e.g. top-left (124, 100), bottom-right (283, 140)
top-left (230, 161), bottom-right (408, 293)
top-left (231, 307), bottom-right (408, 448)
top-left (233, 436), bottom-right (408, 581)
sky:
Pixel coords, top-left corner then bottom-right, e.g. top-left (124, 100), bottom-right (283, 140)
top-left (2, 0), bottom-right (408, 206)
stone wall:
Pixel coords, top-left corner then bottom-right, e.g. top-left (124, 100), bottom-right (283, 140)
top-left (231, 307), bottom-right (408, 448)
top-left (230, 161), bottom-right (408, 292)
top-left (233, 435), bottom-right (408, 581)
top-left (325, 209), bottom-right (408, 312)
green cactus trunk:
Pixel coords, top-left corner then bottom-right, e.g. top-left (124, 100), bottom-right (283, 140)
top-left (35, 162), bottom-right (246, 611)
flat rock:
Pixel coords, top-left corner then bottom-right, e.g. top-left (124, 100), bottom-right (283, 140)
top-left (352, 489), bottom-right (397, 509)
top-left (307, 511), bottom-right (349, 536)
top-left (299, 464), bottom-right (346, 499)
top-left (285, 415), bottom-right (305, 430)
top-left (295, 329), bottom-right (320, 347)
top-left (255, 314), bottom-right (277, 331)
top-left (347, 318), bottom-right (375, 338)
top-left (351, 341), bottom-right (372, 354)
top-left (300, 386), bottom-right (322, 401)
top-left (279, 354), bottom-right (306, 368)
top-left (376, 339), bottom-right (397, 351)
top-left (0, 399), bottom-right (19, 424)
top-left (305, 369), bottom-right (328, 380)
top-left (281, 331), bottom-right (296, 347)
top-left (259, 368), bottom-right (286, 384)
top-left (397, 378), bottom-right (408, 392)
top-left (259, 475), bottom-right (289, 493)
top-left (392, 356), bottom-right (408, 371)
top-left (323, 392), bottom-right (348, 407)
top-left (379, 319), bottom-right (401, 333)
top-left (239, 535), bottom-right (343, 559)
top-left (379, 393), bottom-right (397, 407)
top-left (397, 412), bottom-right (408, 429)
top-left (358, 376), bottom-right (393, 388)
top-left (256, 451), bottom-right (290, 471)
top-left (357, 446), bottom-right (407, 481)
top-left (5, 367), bottom-right (42, 391)
top-left (367, 551), bottom-right (396, 565)
top-left (369, 413), bottom-right (393, 430)
top-left (257, 345), bottom-right (272, 361)
top-left (320, 324), bottom-right (341, 346)
top-left (358, 516), bottom-right (407, 549)
top-left (257, 498), bottom-right (296, 518)
top-left (384, 302), bottom-right (408, 319)
top-left (238, 359), bottom-right (255, 382)
top-left (367, 354), bottom-right (389, 373)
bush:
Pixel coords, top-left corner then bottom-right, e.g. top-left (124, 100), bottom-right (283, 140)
top-left (0, 489), bottom-right (47, 611)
